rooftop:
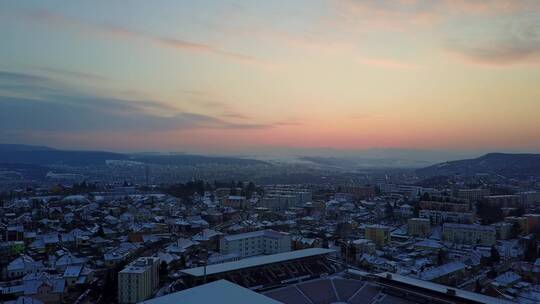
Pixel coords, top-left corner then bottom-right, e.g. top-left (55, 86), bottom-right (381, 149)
top-left (181, 248), bottom-right (335, 277)
top-left (140, 280), bottom-right (281, 304)
top-left (222, 229), bottom-right (287, 241)
top-left (376, 272), bottom-right (513, 304)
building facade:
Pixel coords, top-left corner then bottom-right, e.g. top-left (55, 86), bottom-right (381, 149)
top-left (118, 257), bottom-right (160, 304)
top-left (364, 225), bottom-right (390, 248)
top-left (220, 229), bottom-right (291, 258)
top-left (408, 218), bottom-right (431, 238)
top-left (442, 223), bottom-right (496, 246)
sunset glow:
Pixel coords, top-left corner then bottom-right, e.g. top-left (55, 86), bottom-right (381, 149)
top-left (1, 0), bottom-right (539, 153)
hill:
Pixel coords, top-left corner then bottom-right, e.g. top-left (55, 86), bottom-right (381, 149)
top-left (416, 153), bottom-right (540, 177)
top-left (131, 154), bottom-right (269, 166)
top-left (0, 144), bottom-right (268, 167)
top-left (0, 148), bottom-right (128, 166)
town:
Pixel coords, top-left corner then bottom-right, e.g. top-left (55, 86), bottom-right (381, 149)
top-left (1, 168), bottom-right (540, 303)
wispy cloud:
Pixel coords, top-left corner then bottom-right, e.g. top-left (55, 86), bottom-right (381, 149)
top-left (445, 19), bottom-right (540, 65)
top-left (0, 71), bottom-right (275, 143)
top-left (26, 10), bottom-right (276, 69)
top-left (33, 66), bottom-right (108, 82)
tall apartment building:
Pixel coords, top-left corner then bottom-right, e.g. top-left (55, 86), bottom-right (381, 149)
top-left (457, 189), bottom-right (490, 202)
top-left (419, 200), bottom-right (470, 212)
top-left (118, 257), bottom-right (160, 304)
top-left (484, 195), bottom-right (522, 208)
top-left (220, 229), bottom-right (291, 258)
top-left (364, 224), bottom-right (390, 248)
top-left (339, 184), bottom-right (376, 199)
top-left (407, 218), bottom-right (431, 238)
top-left (442, 223), bottom-right (496, 246)
top-left (524, 214), bottom-right (540, 233)
top-left (259, 195), bottom-right (297, 211)
top-left (222, 195), bottom-right (248, 209)
top-left (419, 209), bottom-right (474, 224)
top-left (492, 222), bottom-right (513, 240)
top-left (504, 216), bottom-right (528, 235)
top-left (263, 185), bottom-right (312, 208)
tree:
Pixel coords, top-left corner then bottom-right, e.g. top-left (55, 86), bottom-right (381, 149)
top-left (97, 226), bottom-right (105, 237)
top-left (385, 203), bottom-right (394, 219)
top-left (475, 279), bottom-right (482, 293)
top-left (159, 261), bottom-right (168, 282)
top-left (322, 238), bottom-right (329, 249)
top-left (509, 207), bottom-right (525, 217)
top-left (413, 204), bottom-right (420, 218)
top-left (524, 240), bottom-right (539, 262)
top-left (511, 222), bottom-right (522, 237)
top-left (476, 201), bottom-right (503, 224)
top-left (437, 249), bottom-right (446, 266)
top-left (490, 245), bottom-right (501, 264)
top-left (487, 268), bottom-right (497, 279)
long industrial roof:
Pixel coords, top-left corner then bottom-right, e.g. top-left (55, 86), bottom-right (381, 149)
top-left (181, 248), bottom-right (335, 277)
top-left (375, 272), bottom-right (514, 304)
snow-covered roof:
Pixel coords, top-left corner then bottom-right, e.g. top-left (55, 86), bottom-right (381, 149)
top-left (140, 280), bottom-right (281, 304)
top-left (420, 261), bottom-right (467, 281)
top-left (181, 248), bottom-right (334, 277)
top-left (376, 272), bottom-right (513, 304)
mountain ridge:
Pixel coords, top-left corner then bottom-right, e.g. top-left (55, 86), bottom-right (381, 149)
top-left (416, 152), bottom-right (540, 177)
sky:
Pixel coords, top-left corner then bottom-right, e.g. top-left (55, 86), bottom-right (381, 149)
top-left (0, 0), bottom-right (539, 154)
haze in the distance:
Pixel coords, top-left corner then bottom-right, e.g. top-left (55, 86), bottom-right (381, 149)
top-left (1, 0), bottom-right (539, 154)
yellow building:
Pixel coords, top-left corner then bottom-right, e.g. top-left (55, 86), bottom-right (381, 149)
top-left (365, 224), bottom-right (390, 248)
top-left (442, 223), bottom-right (496, 246)
top-left (408, 218), bottom-right (431, 238)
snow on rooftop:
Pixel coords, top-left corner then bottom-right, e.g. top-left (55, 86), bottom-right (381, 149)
top-left (140, 280), bottom-right (281, 304)
top-left (181, 248), bottom-right (335, 277)
top-left (222, 229), bottom-right (286, 241)
top-left (376, 272), bottom-right (514, 304)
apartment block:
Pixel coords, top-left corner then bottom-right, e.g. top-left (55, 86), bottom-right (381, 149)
top-left (220, 229), bottom-right (291, 258)
top-left (407, 218), bottom-right (431, 238)
top-left (118, 257), bottom-right (160, 304)
top-left (365, 224), bottom-right (390, 248)
top-left (442, 223), bottom-right (496, 246)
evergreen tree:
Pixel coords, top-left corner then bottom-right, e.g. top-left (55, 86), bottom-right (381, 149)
top-left (490, 245), bottom-right (501, 263)
top-left (475, 279), bottom-right (482, 293)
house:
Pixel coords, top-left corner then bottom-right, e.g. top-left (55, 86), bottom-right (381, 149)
top-left (63, 265), bottom-right (94, 287)
top-left (419, 261), bottom-right (468, 285)
top-left (5, 255), bottom-right (44, 279)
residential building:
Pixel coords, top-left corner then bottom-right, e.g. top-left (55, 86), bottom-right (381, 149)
top-left (118, 257), bottom-right (160, 304)
top-left (492, 222), bottom-right (513, 240)
top-left (223, 196), bottom-right (248, 209)
top-left (484, 195), bottom-right (522, 208)
top-left (457, 189), bottom-right (490, 202)
top-left (364, 225), bottom-right (390, 248)
top-left (442, 223), bottom-right (496, 246)
top-left (419, 209), bottom-right (474, 224)
top-left (220, 229), bottom-right (291, 258)
top-left (408, 218), bottom-right (431, 238)
top-left (505, 216), bottom-right (528, 235)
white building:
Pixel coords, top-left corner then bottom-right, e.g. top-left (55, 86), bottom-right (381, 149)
top-left (442, 223), bottom-right (496, 246)
top-left (220, 229), bottom-right (291, 258)
top-left (118, 257), bottom-right (160, 304)
top-left (263, 186), bottom-right (312, 208)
